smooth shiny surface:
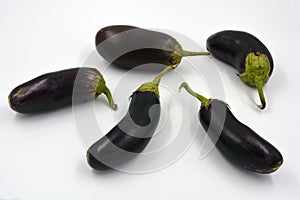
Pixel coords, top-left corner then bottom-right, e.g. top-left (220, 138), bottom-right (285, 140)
top-left (199, 99), bottom-right (283, 173)
top-left (1, 0), bottom-right (299, 200)
top-left (9, 68), bottom-right (100, 113)
top-left (87, 91), bottom-right (160, 170)
top-left (207, 30), bottom-right (273, 75)
top-left (96, 25), bottom-right (181, 69)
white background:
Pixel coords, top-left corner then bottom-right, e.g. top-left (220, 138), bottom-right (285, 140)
top-left (1, 0), bottom-right (300, 199)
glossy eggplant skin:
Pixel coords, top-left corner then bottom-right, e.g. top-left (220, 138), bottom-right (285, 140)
top-left (95, 25), bottom-right (182, 69)
top-left (9, 68), bottom-right (103, 114)
top-left (206, 30), bottom-right (273, 76)
top-left (87, 91), bottom-right (160, 170)
top-left (199, 99), bottom-right (283, 173)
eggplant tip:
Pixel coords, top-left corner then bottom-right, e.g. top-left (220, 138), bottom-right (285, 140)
top-left (86, 151), bottom-right (111, 171)
top-left (111, 103), bottom-right (118, 110)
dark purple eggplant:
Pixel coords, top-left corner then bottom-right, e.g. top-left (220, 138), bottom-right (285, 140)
top-left (8, 67), bottom-right (117, 113)
top-left (95, 25), bottom-right (209, 69)
top-left (179, 82), bottom-right (283, 174)
top-left (206, 30), bottom-right (273, 110)
top-left (86, 64), bottom-right (176, 170)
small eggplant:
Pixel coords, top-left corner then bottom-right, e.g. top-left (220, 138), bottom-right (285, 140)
top-left (96, 25), bottom-right (209, 69)
top-left (86, 65), bottom-right (176, 170)
top-left (8, 67), bottom-right (117, 113)
top-left (206, 30), bottom-right (273, 109)
top-left (179, 82), bottom-right (283, 174)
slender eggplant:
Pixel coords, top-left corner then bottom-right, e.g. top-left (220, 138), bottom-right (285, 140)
top-left (206, 30), bottom-right (273, 109)
top-left (179, 82), bottom-right (283, 174)
top-left (95, 25), bottom-right (209, 69)
top-left (8, 67), bottom-right (117, 113)
top-left (86, 64), bottom-right (176, 170)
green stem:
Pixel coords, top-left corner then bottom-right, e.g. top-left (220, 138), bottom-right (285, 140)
top-left (256, 84), bottom-right (266, 110)
top-left (239, 52), bottom-right (270, 110)
top-left (179, 82), bottom-right (211, 109)
top-left (135, 64), bottom-right (177, 98)
top-left (96, 82), bottom-right (117, 110)
top-left (181, 50), bottom-right (210, 57)
top-left (152, 64), bottom-right (177, 84)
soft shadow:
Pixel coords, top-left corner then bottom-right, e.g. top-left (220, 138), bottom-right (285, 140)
top-left (76, 155), bottom-right (152, 178)
top-left (91, 168), bottom-right (119, 176)
top-left (13, 105), bottom-right (72, 121)
top-left (213, 149), bottom-right (273, 184)
top-left (221, 152), bottom-right (274, 182)
top-left (265, 66), bottom-right (288, 108)
top-left (242, 62), bottom-right (287, 113)
top-left (76, 158), bottom-right (122, 179)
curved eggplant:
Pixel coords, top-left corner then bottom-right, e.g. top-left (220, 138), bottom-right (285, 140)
top-left (8, 67), bottom-right (117, 113)
top-left (179, 82), bottom-right (283, 174)
top-left (86, 65), bottom-right (175, 170)
top-left (96, 25), bottom-right (209, 69)
top-left (207, 30), bottom-right (273, 109)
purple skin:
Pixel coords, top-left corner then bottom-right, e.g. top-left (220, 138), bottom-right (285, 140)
top-left (179, 82), bottom-right (283, 174)
top-left (96, 25), bottom-right (209, 69)
top-left (8, 67), bottom-right (117, 114)
top-left (86, 91), bottom-right (160, 170)
top-left (206, 30), bottom-right (273, 76)
top-left (86, 64), bottom-right (174, 170)
top-left (206, 30), bottom-right (273, 109)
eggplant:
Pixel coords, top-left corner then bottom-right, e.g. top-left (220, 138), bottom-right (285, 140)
top-left (8, 67), bottom-right (117, 113)
top-left (86, 65), bottom-right (175, 170)
top-left (95, 25), bottom-right (209, 69)
top-left (179, 82), bottom-right (283, 174)
top-left (206, 30), bottom-right (273, 110)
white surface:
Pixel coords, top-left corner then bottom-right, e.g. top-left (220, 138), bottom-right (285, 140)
top-left (1, 0), bottom-right (300, 199)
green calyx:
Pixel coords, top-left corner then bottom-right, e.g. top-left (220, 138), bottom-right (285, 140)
top-left (239, 52), bottom-right (270, 87)
top-left (179, 82), bottom-right (212, 110)
top-left (96, 76), bottom-right (117, 110)
top-left (170, 43), bottom-right (183, 66)
top-left (135, 82), bottom-right (159, 98)
top-left (134, 64), bottom-right (177, 98)
top-left (238, 52), bottom-right (271, 110)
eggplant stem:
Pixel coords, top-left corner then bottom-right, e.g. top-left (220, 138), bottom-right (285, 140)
top-left (256, 84), bottom-right (266, 110)
top-left (152, 64), bottom-right (177, 84)
top-left (97, 85), bottom-right (117, 110)
top-left (134, 64), bottom-right (177, 98)
top-left (181, 50), bottom-right (210, 57)
top-left (179, 82), bottom-right (211, 109)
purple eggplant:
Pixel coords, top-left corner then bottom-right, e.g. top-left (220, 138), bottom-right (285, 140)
top-left (179, 82), bottom-right (283, 174)
top-left (86, 65), bottom-right (175, 170)
top-left (207, 30), bottom-right (273, 109)
top-left (9, 67), bottom-right (117, 113)
top-left (96, 25), bottom-right (209, 69)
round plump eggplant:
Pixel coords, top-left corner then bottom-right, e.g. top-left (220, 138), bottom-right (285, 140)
top-left (179, 82), bottom-right (283, 174)
top-left (207, 30), bottom-right (273, 109)
top-left (86, 65), bottom-right (175, 170)
top-left (96, 25), bottom-right (209, 69)
top-left (8, 67), bottom-right (117, 114)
